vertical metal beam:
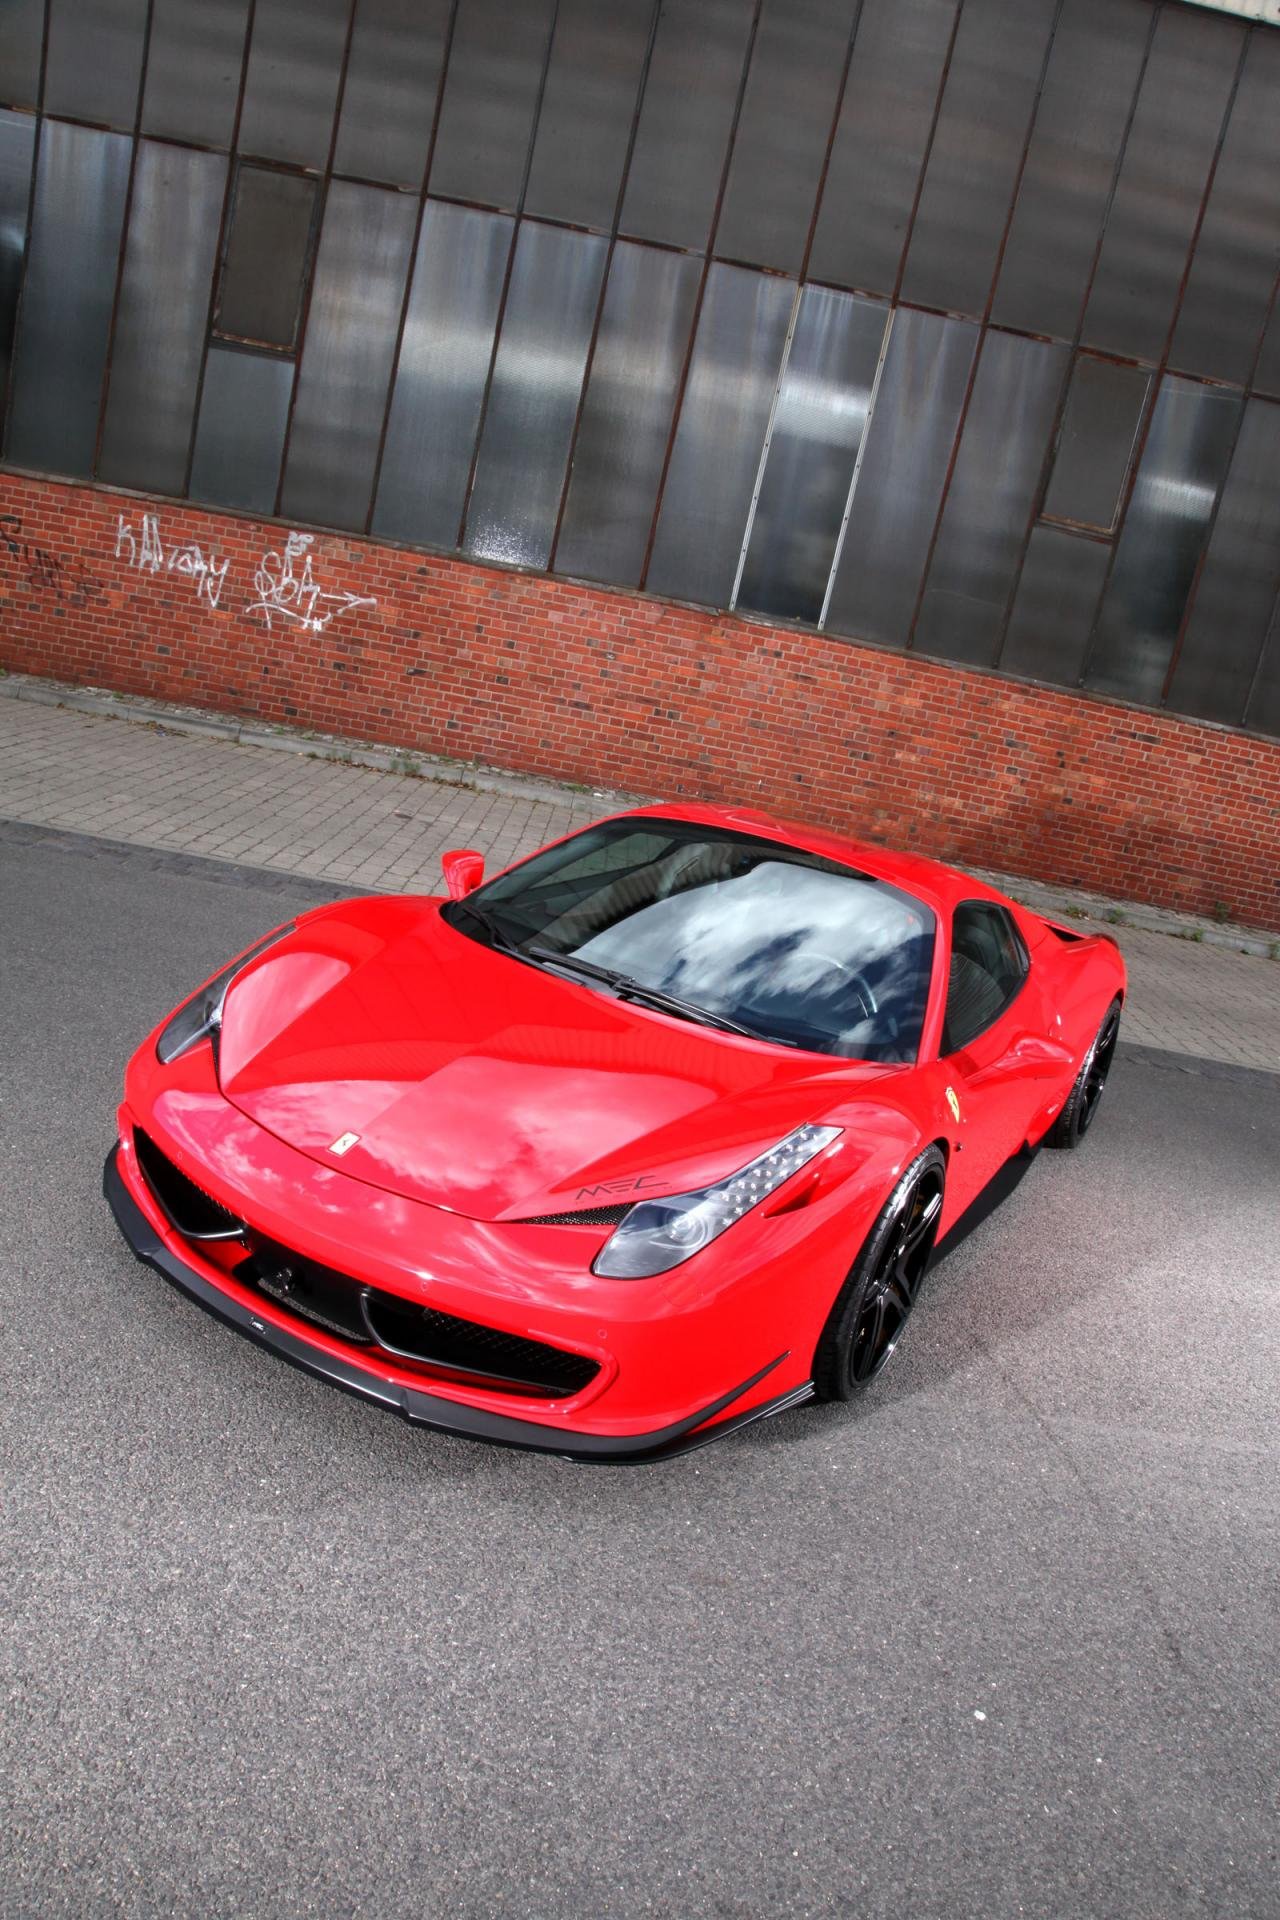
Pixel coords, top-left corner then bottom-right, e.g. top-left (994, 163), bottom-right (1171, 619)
top-left (1159, 43), bottom-right (1275, 708)
top-left (0, 0), bottom-right (52, 457)
top-left (545, 0), bottom-right (663, 575)
top-left (636, 0), bottom-right (766, 593)
top-left (1241, 572), bottom-right (1280, 732)
top-left (818, 307), bottom-right (894, 630)
top-left (180, 0), bottom-right (259, 500)
top-left (730, 0), bottom-right (867, 613)
top-left (890, 0), bottom-right (965, 308)
top-left (1076, 16), bottom-right (1252, 692)
top-left (361, 0), bottom-right (462, 538)
top-left (454, 0), bottom-right (564, 553)
top-left (271, 0), bottom-right (363, 521)
top-left (728, 283), bottom-right (803, 609)
top-left (904, 0), bottom-right (1068, 654)
top-left (90, 0), bottom-right (157, 481)
top-left (989, 0), bottom-right (1162, 675)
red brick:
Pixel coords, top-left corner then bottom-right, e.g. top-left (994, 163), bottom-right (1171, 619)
top-left (1, 470), bottom-right (1277, 928)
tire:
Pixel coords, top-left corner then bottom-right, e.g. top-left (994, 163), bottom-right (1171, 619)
top-left (812, 1144), bottom-right (947, 1402)
top-left (1047, 996), bottom-right (1121, 1149)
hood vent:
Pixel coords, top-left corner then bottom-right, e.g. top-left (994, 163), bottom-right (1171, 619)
top-left (518, 1202), bottom-right (635, 1228)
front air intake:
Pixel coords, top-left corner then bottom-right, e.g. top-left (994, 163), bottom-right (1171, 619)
top-left (133, 1129), bottom-right (247, 1241)
top-left (359, 1292), bottom-right (599, 1398)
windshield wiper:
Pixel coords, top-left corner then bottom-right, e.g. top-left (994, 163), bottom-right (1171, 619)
top-left (452, 899), bottom-right (524, 953)
top-left (524, 945), bottom-right (797, 1045)
top-left (454, 913), bottom-right (796, 1046)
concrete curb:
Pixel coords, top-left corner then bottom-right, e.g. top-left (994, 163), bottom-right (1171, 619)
top-left (2, 667), bottom-right (1275, 958)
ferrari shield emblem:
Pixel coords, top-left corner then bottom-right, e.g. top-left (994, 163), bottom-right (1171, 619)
top-left (945, 1086), bottom-right (961, 1124)
top-left (329, 1131), bottom-right (360, 1156)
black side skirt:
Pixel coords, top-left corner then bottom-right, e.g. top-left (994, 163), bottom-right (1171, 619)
top-left (103, 1146), bottom-right (810, 1463)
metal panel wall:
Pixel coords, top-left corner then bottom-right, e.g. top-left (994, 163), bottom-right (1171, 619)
top-left (619, 0), bottom-right (755, 252)
top-left (5, 121), bottom-right (132, 477)
top-left (555, 243), bottom-right (701, 588)
top-left (899, 0), bottom-right (1057, 319)
top-left (991, 0), bottom-right (1151, 341)
top-left (715, 0), bottom-right (853, 275)
top-left (280, 182), bottom-right (418, 531)
top-left (0, 109), bottom-right (34, 412)
top-left (429, 0), bottom-right (557, 210)
top-left (1168, 27), bottom-right (1280, 385)
top-left (0, 0), bottom-right (44, 109)
top-left (373, 202), bottom-right (513, 548)
top-left (523, 0), bottom-right (653, 231)
top-left (142, 0), bottom-right (253, 150)
top-left (825, 309), bottom-right (978, 649)
top-left (808, 0), bottom-right (958, 297)
top-left (2, 0), bottom-right (1279, 739)
top-left (44, 0), bottom-right (148, 131)
top-left (1002, 527), bottom-right (1111, 686)
top-left (1042, 357), bottom-right (1151, 532)
top-left (1165, 398), bottom-right (1280, 722)
top-left (1085, 379), bottom-right (1242, 704)
top-left (915, 330), bottom-right (1070, 666)
top-left (1245, 605), bottom-right (1280, 736)
top-left (736, 288), bottom-right (887, 624)
top-left (462, 222), bottom-right (608, 570)
top-left (189, 347), bottom-right (293, 515)
top-left (1083, 6), bottom-right (1241, 362)
top-left (98, 143), bottom-right (228, 495)
top-left (646, 265), bottom-right (795, 608)
top-left (237, 0), bottom-right (351, 171)
top-left (332, 0), bottom-right (450, 187)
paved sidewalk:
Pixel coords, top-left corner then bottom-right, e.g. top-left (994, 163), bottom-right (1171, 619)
top-left (1, 687), bottom-right (1276, 1071)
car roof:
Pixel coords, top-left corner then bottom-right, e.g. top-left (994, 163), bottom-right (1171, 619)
top-left (617, 801), bottom-right (1010, 920)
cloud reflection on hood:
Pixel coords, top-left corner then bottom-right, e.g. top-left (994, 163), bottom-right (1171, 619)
top-left (579, 863), bottom-right (932, 1061)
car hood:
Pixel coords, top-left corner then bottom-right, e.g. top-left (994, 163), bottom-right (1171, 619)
top-left (216, 897), bottom-right (891, 1221)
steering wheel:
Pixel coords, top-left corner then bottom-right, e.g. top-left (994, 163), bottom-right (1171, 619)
top-left (808, 953), bottom-right (879, 1025)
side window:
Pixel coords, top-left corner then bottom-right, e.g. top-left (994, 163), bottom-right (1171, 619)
top-left (943, 902), bottom-right (1029, 1054)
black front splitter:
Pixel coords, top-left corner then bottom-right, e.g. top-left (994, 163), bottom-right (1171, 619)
top-left (103, 1146), bottom-right (811, 1463)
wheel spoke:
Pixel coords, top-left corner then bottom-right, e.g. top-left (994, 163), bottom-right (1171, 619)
top-left (884, 1275), bottom-right (913, 1321)
top-left (852, 1290), bottom-right (886, 1383)
top-left (902, 1186), bottom-right (942, 1254)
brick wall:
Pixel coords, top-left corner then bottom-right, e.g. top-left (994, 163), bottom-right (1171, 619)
top-left (2, 470), bottom-right (1277, 929)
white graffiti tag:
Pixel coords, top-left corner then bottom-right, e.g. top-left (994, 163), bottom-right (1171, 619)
top-left (115, 512), bottom-right (230, 610)
top-left (245, 532), bottom-right (377, 634)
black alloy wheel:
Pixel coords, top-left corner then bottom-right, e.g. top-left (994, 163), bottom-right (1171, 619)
top-left (1048, 997), bottom-right (1122, 1149)
top-left (813, 1143), bottom-right (947, 1401)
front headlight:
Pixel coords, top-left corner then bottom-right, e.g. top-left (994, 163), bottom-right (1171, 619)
top-left (155, 925), bottom-right (294, 1064)
top-left (592, 1123), bottom-right (842, 1279)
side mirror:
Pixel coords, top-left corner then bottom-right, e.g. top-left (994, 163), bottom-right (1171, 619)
top-left (441, 848), bottom-right (485, 899)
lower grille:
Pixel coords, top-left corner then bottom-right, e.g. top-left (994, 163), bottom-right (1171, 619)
top-left (237, 1239), bottom-right (598, 1400)
top-left (133, 1130), bottom-right (599, 1400)
top-left (361, 1291), bottom-right (599, 1397)
top-left (134, 1128), bottom-right (246, 1240)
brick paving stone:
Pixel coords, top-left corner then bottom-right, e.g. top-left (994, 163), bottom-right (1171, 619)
top-left (0, 694), bottom-right (1275, 1072)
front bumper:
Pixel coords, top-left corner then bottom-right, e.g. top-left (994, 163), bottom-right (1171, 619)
top-left (104, 1145), bottom-right (812, 1462)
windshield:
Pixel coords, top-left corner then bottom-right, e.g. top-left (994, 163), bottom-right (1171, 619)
top-left (443, 818), bottom-right (936, 1063)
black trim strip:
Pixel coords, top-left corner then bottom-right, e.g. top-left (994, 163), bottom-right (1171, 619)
top-left (103, 1147), bottom-right (801, 1463)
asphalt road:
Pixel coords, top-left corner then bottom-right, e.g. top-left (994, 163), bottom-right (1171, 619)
top-left (2, 822), bottom-right (1277, 1920)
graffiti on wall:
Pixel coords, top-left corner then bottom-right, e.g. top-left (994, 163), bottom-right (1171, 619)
top-left (115, 512), bottom-right (231, 610)
top-left (245, 532), bottom-right (378, 634)
top-left (105, 514), bottom-right (377, 633)
top-left (1, 501), bottom-right (380, 635)
top-left (0, 514), bottom-right (104, 600)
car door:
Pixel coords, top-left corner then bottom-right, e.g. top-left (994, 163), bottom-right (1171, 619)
top-left (939, 901), bottom-right (1060, 1218)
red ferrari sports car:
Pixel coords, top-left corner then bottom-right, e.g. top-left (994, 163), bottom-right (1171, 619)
top-left (105, 804), bottom-right (1125, 1461)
